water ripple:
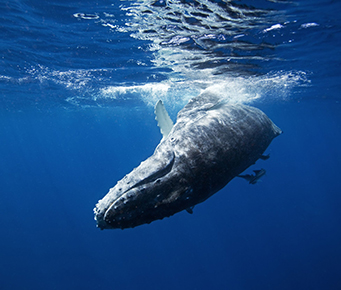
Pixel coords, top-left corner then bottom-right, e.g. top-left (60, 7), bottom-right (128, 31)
top-left (122, 0), bottom-right (280, 77)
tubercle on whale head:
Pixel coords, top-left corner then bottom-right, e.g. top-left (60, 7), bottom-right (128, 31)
top-left (94, 175), bottom-right (194, 230)
top-left (93, 146), bottom-right (195, 229)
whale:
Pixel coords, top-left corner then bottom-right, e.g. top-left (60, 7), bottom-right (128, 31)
top-left (94, 93), bottom-right (282, 229)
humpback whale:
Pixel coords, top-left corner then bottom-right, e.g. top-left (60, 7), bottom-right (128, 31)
top-left (94, 93), bottom-right (282, 229)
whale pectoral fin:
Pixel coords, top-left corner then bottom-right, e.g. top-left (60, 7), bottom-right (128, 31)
top-left (238, 174), bottom-right (252, 182)
top-left (186, 206), bottom-right (194, 214)
top-left (155, 100), bottom-right (174, 139)
top-left (260, 154), bottom-right (270, 160)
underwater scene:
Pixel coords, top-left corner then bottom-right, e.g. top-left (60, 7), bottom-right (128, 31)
top-left (0, 0), bottom-right (340, 289)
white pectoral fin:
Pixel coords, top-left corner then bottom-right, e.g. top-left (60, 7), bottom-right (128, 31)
top-left (155, 100), bottom-right (174, 139)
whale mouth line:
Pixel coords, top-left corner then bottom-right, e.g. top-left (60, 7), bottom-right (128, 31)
top-left (100, 151), bottom-right (176, 225)
top-left (123, 151), bottom-right (175, 195)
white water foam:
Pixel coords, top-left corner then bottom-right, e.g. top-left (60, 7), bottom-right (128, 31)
top-left (95, 70), bottom-right (308, 110)
top-left (24, 62), bottom-right (308, 108)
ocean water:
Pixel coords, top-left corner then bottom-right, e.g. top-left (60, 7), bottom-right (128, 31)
top-left (0, 0), bottom-right (340, 289)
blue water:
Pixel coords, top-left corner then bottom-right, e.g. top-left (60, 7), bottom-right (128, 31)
top-left (1, 0), bottom-right (341, 289)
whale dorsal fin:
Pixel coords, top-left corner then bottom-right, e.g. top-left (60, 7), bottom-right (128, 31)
top-left (155, 100), bottom-right (174, 139)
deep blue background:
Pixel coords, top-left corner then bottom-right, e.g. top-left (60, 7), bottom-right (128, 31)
top-left (0, 1), bottom-right (341, 289)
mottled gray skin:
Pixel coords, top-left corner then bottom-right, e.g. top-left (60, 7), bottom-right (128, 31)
top-left (94, 94), bottom-right (282, 229)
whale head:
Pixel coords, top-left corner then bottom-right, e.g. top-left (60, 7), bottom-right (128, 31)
top-left (94, 146), bottom-right (196, 229)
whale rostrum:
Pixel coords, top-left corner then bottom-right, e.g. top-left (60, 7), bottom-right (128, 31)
top-left (94, 93), bottom-right (282, 229)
